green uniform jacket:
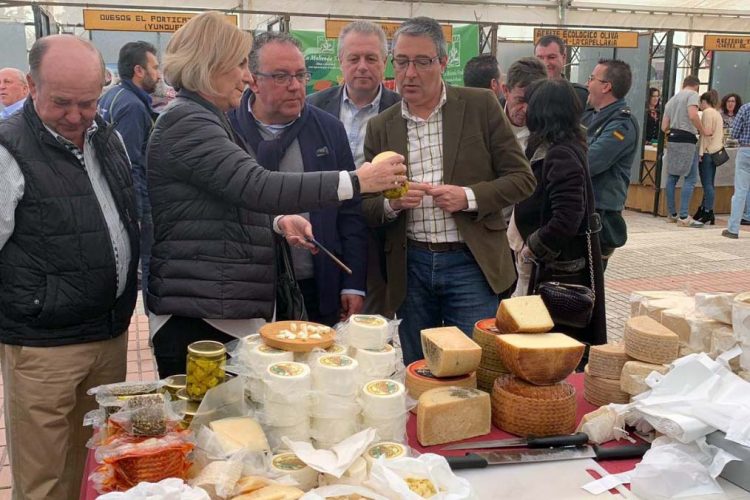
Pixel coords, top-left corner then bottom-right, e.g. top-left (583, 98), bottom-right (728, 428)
top-left (362, 85), bottom-right (536, 313)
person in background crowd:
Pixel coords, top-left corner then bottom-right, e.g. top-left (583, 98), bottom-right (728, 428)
top-left (722, 101), bottom-right (750, 239)
top-left (645, 87), bottom-right (661, 144)
top-left (0, 67), bottom-right (29, 120)
top-left (463, 54), bottom-right (504, 105)
top-left (0, 35), bottom-right (139, 499)
top-left (534, 34), bottom-right (588, 107)
top-left (307, 21), bottom-right (401, 318)
top-left (501, 57), bottom-right (547, 152)
top-left (721, 93), bottom-right (742, 130)
top-left (99, 41), bottom-right (160, 308)
top-left (145, 12), bottom-right (405, 378)
top-left (694, 90), bottom-right (723, 226)
top-left (229, 32), bottom-right (368, 326)
top-left (362, 16), bottom-right (535, 365)
top-left (582, 59), bottom-right (639, 270)
top-left (662, 75), bottom-right (705, 228)
top-left (512, 78), bottom-right (606, 348)
top-left (151, 78), bottom-right (177, 113)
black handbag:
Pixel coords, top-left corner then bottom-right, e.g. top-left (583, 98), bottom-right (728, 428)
top-left (528, 144), bottom-right (597, 329)
top-left (275, 237), bottom-right (308, 321)
top-left (710, 147), bottom-right (730, 167)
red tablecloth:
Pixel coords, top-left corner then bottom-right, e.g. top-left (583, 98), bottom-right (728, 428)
top-left (81, 373), bottom-right (640, 498)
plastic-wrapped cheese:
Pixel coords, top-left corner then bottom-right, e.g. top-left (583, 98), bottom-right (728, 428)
top-left (495, 295), bottom-right (554, 333)
top-left (623, 316), bottom-right (679, 364)
top-left (233, 484), bottom-right (304, 499)
top-left (420, 326), bottom-right (481, 377)
top-left (695, 292), bottom-right (736, 325)
top-left (269, 452), bottom-right (318, 491)
top-left (311, 354), bottom-right (359, 396)
top-left (209, 417), bottom-right (270, 455)
top-left (620, 360), bottom-right (670, 395)
top-left (644, 296), bottom-right (695, 322)
top-left (348, 314), bottom-right (389, 350)
top-left (248, 343), bottom-right (295, 375)
top-left (710, 326), bottom-right (737, 357)
top-left (264, 362), bottom-right (311, 403)
top-left (364, 441), bottom-right (409, 470)
top-left (629, 290), bottom-right (689, 317)
top-left (360, 379), bottom-right (406, 418)
top-left (416, 386), bottom-right (491, 446)
top-left (496, 333), bottom-right (585, 385)
top-left (587, 343), bottom-right (630, 380)
top-left (733, 292), bottom-right (750, 346)
top-left (318, 457), bottom-right (368, 487)
top-left (352, 345), bottom-right (397, 382)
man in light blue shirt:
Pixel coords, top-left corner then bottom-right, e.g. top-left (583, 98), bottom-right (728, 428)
top-left (0, 67), bottom-right (28, 120)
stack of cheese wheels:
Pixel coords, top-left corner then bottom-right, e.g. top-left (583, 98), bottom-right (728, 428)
top-left (363, 441), bottom-right (410, 472)
top-left (309, 354), bottom-right (361, 448)
top-left (404, 360), bottom-right (477, 414)
top-left (408, 326), bottom-right (482, 414)
top-left (472, 319), bottom-right (509, 391)
top-left (269, 452), bottom-right (319, 491)
top-left (360, 379), bottom-right (408, 442)
top-left (262, 361), bottom-right (312, 449)
top-left (348, 315), bottom-right (390, 350)
top-left (491, 375), bottom-right (577, 437)
top-left (246, 343), bottom-right (294, 402)
top-left (491, 296), bottom-right (584, 436)
top-left (352, 344), bottom-right (398, 386)
top-left (582, 343), bottom-right (632, 406)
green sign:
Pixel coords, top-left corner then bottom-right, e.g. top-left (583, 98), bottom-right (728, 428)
top-left (291, 24), bottom-right (480, 95)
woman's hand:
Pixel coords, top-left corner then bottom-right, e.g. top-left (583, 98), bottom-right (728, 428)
top-left (356, 154), bottom-right (408, 194)
top-left (278, 215), bottom-right (317, 253)
top-left (520, 245), bottom-right (536, 264)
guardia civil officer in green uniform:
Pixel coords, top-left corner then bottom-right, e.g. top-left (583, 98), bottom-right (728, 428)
top-left (582, 59), bottom-right (639, 269)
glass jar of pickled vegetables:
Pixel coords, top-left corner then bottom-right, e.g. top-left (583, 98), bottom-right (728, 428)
top-left (186, 340), bottom-right (226, 401)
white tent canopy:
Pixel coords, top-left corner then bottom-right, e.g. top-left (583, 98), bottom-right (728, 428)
top-left (4, 0), bottom-right (750, 33)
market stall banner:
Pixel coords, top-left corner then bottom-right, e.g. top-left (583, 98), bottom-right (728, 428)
top-left (291, 25), bottom-right (480, 94)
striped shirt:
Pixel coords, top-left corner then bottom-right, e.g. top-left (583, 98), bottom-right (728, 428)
top-left (340, 85), bottom-right (382, 168)
top-left (731, 103), bottom-right (750, 146)
top-left (0, 122), bottom-right (132, 298)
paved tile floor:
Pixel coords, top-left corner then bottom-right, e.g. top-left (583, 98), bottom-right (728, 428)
top-left (0, 209), bottom-right (748, 496)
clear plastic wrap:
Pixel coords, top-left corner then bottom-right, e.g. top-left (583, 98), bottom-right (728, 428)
top-left (108, 394), bottom-right (182, 438)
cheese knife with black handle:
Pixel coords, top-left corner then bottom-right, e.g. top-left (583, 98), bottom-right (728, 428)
top-left (441, 432), bottom-right (590, 451)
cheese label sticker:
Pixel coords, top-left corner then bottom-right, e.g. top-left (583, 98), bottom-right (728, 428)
top-left (476, 318), bottom-right (500, 334)
top-left (365, 344), bottom-right (394, 353)
top-left (273, 453), bottom-right (306, 471)
top-left (270, 363), bottom-right (304, 377)
top-left (366, 380), bottom-right (400, 396)
top-left (320, 355), bottom-right (353, 368)
top-left (368, 442), bottom-right (405, 460)
top-left (352, 315), bottom-right (387, 327)
top-left (258, 344), bottom-right (285, 354)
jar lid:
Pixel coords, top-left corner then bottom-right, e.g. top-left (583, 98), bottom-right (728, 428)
top-left (188, 340), bottom-right (226, 357)
top-left (164, 374), bottom-right (186, 390)
top-left (175, 388), bottom-right (190, 401)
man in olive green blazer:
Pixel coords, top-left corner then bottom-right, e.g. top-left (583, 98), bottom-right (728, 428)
top-left (362, 17), bottom-right (535, 365)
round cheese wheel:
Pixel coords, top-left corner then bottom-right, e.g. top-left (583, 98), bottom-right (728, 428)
top-left (587, 342), bottom-right (631, 380)
top-left (472, 318), bottom-right (509, 372)
top-left (348, 315), bottom-right (390, 350)
top-left (404, 359), bottom-right (477, 413)
top-left (248, 343), bottom-right (294, 377)
top-left (361, 413), bottom-right (408, 443)
top-left (353, 345), bottom-right (397, 381)
top-left (360, 379), bottom-right (406, 418)
top-left (266, 419), bottom-right (311, 451)
top-left (583, 365), bottom-right (630, 406)
top-left (310, 415), bottom-right (360, 444)
top-left (270, 452), bottom-right (318, 490)
top-left (364, 441), bottom-right (410, 470)
top-left (312, 354), bottom-right (359, 396)
top-left (264, 362), bottom-right (311, 403)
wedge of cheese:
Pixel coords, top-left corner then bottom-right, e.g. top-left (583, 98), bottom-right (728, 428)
top-left (643, 296), bottom-right (695, 321)
top-left (623, 316), bottom-right (679, 364)
top-left (416, 386), bottom-right (491, 446)
top-left (587, 343), bottom-right (630, 380)
top-left (695, 292), bottom-right (736, 324)
top-left (620, 360), bottom-right (670, 395)
top-left (629, 290), bottom-right (689, 317)
top-left (495, 296), bottom-right (554, 333)
top-left (209, 416), bottom-right (270, 455)
top-left (496, 333), bottom-right (584, 385)
top-left (420, 327), bottom-right (481, 377)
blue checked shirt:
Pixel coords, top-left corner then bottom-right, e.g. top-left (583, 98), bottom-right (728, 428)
top-left (339, 85), bottom-right (382, 168)
top-left (731, 103), bottom-right (750, 146)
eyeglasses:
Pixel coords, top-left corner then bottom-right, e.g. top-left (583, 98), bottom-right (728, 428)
top-left (254, 71), bottom-right (312, 86)
top-left (587, 75), bottom-right (610, 84)
top-left (391, 56), bottom-right (440, 71)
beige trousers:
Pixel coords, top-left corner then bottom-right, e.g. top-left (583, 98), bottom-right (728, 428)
top-left (0, 332), bottom-right (127, 500)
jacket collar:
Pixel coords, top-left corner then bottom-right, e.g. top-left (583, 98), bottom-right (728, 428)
top-left (119, 79), bottom-right (154, 112)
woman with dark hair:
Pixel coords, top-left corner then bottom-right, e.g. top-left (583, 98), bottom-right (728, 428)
top-left (721, 93), bottom-right (742, 130)
top-left (694, 90), bottom-right (723, 224)
top-left (510, 79), bottom-right (607, 348)
top-left (645, 87), bottom-right (661, 143)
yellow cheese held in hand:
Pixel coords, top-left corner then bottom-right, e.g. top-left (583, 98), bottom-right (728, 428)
top-left (496, 333), bottom-right (584, 385)
top-left (495, 296), bottom-right (554, 333)
top-left (372, 151), bottom-right (409, 199)
top-left (421, 326), bottom-right (481, 377)
top-left (416, 386), bottom-right (491, 446)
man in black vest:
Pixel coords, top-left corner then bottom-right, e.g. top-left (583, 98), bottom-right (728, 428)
top-left (0, 35), bottom-right (139, 499)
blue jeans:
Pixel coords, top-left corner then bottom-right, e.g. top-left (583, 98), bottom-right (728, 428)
top-left (396, 246), bottom-right (499, 366)
top-left (698, 153), bottom-right (716, 211)
top-left (728, 148), bottom-right (750, 234)
top-left (666, 148), bottom-right (699, 218)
